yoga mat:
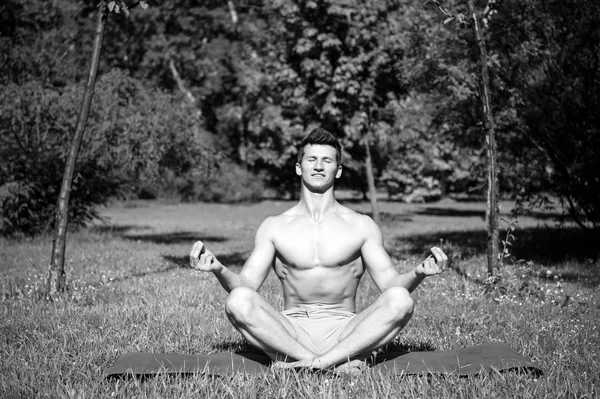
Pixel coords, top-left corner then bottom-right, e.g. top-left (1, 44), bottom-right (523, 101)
top-left (105, 342), bottom-right (542, 379)
top-left (374, 342), bottom-right (541, 376)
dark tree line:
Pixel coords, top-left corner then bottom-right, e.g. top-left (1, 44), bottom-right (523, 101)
top-left (1, 0), bottom-right (599, 237)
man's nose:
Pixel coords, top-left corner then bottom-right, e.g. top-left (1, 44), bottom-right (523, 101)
top-left (314, 161), bottom-right (324, 170)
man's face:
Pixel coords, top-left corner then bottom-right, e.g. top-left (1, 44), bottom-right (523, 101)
top-left (296, 144), bottom-right (342, 192)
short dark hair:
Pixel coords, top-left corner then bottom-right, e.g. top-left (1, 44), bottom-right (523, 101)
top-left (297, 128), bottom-right (342, 164)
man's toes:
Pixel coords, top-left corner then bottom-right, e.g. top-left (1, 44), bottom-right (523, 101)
top-left (271, 360), bottom-right (292, 369)
top-left (334, 359), bottom-right (368, 374)
top-left (271, 360), bottom-right (304, 369)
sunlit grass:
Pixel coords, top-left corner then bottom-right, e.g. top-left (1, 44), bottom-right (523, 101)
top-left (1, 199), bottom-right (598, 398)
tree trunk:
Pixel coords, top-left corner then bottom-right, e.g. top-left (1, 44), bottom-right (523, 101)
top-left (46, 9), bottom-right (106, 297)
top-left (226, 0), bottom-right (238, 24)
top-left (168, 58), bottom-right (199, 107)
top-left (364, 132), bottom-right (381, 225)
top-left (470, 1), bottom-right (499, 277)
top-left (168, 57), bottom-right (203, 136)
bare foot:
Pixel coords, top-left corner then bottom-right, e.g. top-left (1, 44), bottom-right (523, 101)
top-left (333, 359), bottom-right (368, 375)
top-left (271, 358), bottom-right (324, 370)
top-left (272, 358), bottom-right (367, 374)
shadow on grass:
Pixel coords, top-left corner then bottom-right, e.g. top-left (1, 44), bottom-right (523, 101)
top-left (391, 226), bottom-right (599, 262)
top-left (415, 207), bottom-right (486, 219)
top-left (124, 232), bottom-right (228, 245)
top-left (338, 198), bottom-right (368, 204)
top-left (89, 225), bottom-right (228, 245)
top-left (211, 335), bottom-right (437, 355)
top-left (89, 224), bottom-right (153, 234)
top-left (211, 340), bottom-right (266, 355)
top-left (361, 205), bottom-right (562, 222)
top-left (369, 341), bottom-right (438, 366)
top-left (360, 211), bottom-right (414, 224)
top-left (414, 206), bottom-right (561, 221)
top-left (390, 226), bottom-right (600, 285)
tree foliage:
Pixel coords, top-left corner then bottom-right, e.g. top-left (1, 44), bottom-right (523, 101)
top-left (490, 0), bottom-right (600, 229)
top-left (0, 1), bottom-right (214, 236)
top-left (2, 0), bottom-right (600, 235)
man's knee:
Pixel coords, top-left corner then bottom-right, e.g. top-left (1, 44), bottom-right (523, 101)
top-left (224, 287), bottom-right (257, 323)
top-left (381, 287), bottom-right (414, 322)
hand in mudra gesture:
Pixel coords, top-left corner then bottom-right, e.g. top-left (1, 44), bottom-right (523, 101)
top-left (417, 246), bottom-right (449, 277)
top-left (190, 241), bottom-right (223, 273)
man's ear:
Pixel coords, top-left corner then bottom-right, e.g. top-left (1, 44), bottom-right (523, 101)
top-left (335, 165), bottom-right (342, 179)
top-left (295, 163), bottom-right (302, 176)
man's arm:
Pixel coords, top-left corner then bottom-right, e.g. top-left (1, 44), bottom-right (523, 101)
top-left (359, 216), bottom-right (448, 293)
top-left (190, 217), bottom-right (276, 292)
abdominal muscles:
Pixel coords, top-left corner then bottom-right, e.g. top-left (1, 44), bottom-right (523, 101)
top-left (276, 259), bottom-right (364, 312)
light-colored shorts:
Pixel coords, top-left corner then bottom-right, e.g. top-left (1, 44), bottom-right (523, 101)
top-left (273, 303), bottom-right (356, 358)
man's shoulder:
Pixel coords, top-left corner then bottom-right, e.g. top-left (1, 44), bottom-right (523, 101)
top-left (338, 207), bottom-right (383, 244)
top-left (335, 204), bottom-right (377, 227)
top-left (258, 210), bottom-right (296, 231)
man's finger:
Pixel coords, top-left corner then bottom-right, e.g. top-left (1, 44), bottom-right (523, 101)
top-left (190, 241), bottom-right (205, 259)
top-left (190, 241), bottom-right (202, 268)
top-left (438, 248), bottom-right (449, 262)
top-left (425, 251), bottom-right (440, 273)
top-left (439, 248), bottom-right (450, 266)
top-left (423, 257), bottom-right (434, 270)
top-left (431, 247), bottom-right (449, 269)
top-left (433, 246), bottom-right (449, 261)
top-left (430, 247), bottom-right (442, 261)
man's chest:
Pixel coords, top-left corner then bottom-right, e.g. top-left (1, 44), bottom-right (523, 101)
top-left (272, 218), bottom-right (364, 268)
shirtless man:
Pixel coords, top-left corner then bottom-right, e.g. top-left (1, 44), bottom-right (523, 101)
top-left (190, 128), bottom-right (448, 371)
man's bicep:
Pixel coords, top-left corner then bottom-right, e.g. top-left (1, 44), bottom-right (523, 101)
top-left (361, 222), bottom-right (399, 291)
top-left (239, 219), bottom-right (276, 290)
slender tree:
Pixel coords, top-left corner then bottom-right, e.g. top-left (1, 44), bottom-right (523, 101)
top-left (468, 0), bottom-right (499, 277)
top-left (364, 109), bottom-right (381, 225)
top-left (45, 0), bottom-right (161, 297)
top-left (432, 0), bottom-right (500, 277)
top-left (46, 4), bottom-right (107, 297)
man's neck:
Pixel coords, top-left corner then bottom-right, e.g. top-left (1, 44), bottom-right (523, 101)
top-left (298, 186), bottom-right (337, 221)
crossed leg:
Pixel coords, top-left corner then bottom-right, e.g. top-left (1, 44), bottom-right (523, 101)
top-left (225, 286), bottom-right (414, 370)
top-left (224, 287), bottom-right (316, 362)
top-left (275, 286), bottom-right (415, 369)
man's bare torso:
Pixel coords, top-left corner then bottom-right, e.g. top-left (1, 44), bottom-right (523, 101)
top-left (268, 203), bottom-right (368, 312)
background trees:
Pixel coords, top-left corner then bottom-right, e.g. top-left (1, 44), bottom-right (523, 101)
top-left (1, 0), bottom-right (599, 237)
top-left (0, 0), bottom-right (215, 236)
top-left (490, 0), bottom-right (600, 230)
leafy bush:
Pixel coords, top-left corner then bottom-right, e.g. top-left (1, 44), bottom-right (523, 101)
top-left (381, 156), bottom-right (441, 203)
top-left (492, 0), bottom-right (600, 229)
top-left (0, 70), bottom-right (214, 236)
top-left (375, 94), bottom-right (485, 202)
top-left (187, 161), bottom-right (266, 203)
top-left (0, 80), bottom-right (118, 236)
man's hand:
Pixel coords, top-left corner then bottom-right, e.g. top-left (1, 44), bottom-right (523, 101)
top-left (190, 241), bottom-right (223, 273)
top-left (416, 246), bottom-right (449, 277)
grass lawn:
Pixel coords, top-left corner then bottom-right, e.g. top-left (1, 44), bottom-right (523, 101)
top-left (1, 198), bottom-right (599, 398)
